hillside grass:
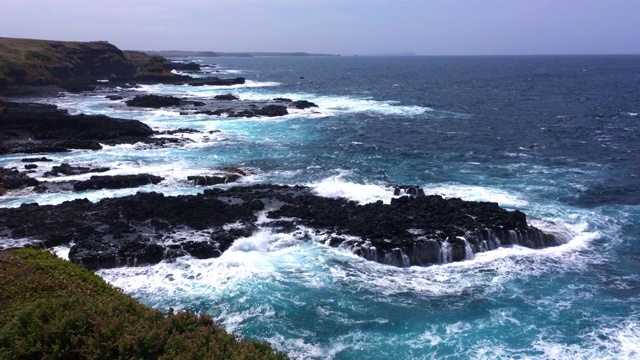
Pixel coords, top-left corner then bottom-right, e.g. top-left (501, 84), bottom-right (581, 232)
top-left (0, 248), bottom-right (287, 359)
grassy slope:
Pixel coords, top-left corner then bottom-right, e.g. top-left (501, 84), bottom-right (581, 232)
top-left (0, 248), bottom-right (287, 360)
top-left (0, 37), bottom-right (142, 87)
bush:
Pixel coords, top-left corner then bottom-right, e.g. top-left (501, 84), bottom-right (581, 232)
top-left (0, 248), bottom-right (287, 359)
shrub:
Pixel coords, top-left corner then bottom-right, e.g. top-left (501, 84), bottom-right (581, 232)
top-left (0, 248), bottom-right (287, 359)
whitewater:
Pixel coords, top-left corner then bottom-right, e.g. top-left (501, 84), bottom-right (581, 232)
top-left (1, 55), bottom-right (639, 359)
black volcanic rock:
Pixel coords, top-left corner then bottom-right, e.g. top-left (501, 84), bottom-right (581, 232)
top-left (44, 163), bottom-right (110, 177)
top-left (0, 100), bottom-right (155, 154)
top-left (164, 62), bottom-right (201, 71)
top-left (214, 94), bottom-right (240, 101)
top-left (125, 95), bottom-right (182, 108)
top-left (0, 167), bottom-right (39, 190)
top-left (74, 174), bottom-right (164, 191)
top-left (21, 157), bottom-right (53, 163)
top-left (0, 185), bottom-right (567, 270)
top-left (254, 105), bottom-right (289, 117)
top-left (187, 174), bottom-right (241, 186)
top-left (119, 75), bottom-right (245, 87)
top-left (291, 100), bottom-right (318, 109)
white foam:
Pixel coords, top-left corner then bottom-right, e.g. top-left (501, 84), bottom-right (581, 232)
top-left (308, 172), bottom-right (394, 204)
top-left (531, 320), bottom-right (640, 360)
top-left (0, 237), bottom-right (43, 251)
top-left (423, 183), bottom-right (529, 208)
top-left (50, 243), bottom-right (73, 260)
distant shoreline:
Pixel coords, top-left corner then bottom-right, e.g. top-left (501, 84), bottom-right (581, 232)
top-left (146, 50), bottom-right (339, 58)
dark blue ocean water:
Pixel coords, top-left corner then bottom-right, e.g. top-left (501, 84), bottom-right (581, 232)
top-left (2, 55), bottom-right (639, 359)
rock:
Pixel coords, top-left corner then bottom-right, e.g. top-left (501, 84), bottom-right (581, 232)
top-left (291, 100), bottom-right (318, 109)
top-left (24, 164), bottom-right (38, 170)
top-left (192, 101), bottom-right (206, 106)
top-left (187, 174), bottom-right (242, 186)
top-left (155, 128), bottom-right (202, 135)
top-left (44, 163), bottom-right (110, 177)
top-left (21, 157), bottom-right (53, 163)
top-left (0, 167), bottom-right (39, 189)
top-left (254, 105), bottom-right (289, 117)
top-left (73, 174), bottom-right (164, 191)
top-left (214, 94), bottom-right (240, 101)
top-left (164, 62), bottom-right (201, 71)
top-left (0, 100), bottom-right (155, 154)
top-left (273, 98), bottom-right (292, 103)
top-left (106, 95), bottom-right (124, 100)
top-left (187, 77), bottom-right (245, 86)
top-left (125, 95), bottom-right (182, 108)
top-left (0, 185), bottom-right (567, 270)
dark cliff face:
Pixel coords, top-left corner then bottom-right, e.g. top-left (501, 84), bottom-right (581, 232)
top-left (47, 41), bottom-right (138, 81)
top-left (0, 38), bottom-right (138, 89)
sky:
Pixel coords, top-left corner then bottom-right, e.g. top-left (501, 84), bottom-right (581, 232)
top-left (2, 0), bottom-right (639, 55)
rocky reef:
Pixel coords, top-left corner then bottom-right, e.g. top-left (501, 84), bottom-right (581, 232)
top-left (0, 185), bottom-right (569, 270)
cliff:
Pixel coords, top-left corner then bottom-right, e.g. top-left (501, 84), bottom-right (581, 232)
top-left (0, 37), bottom-right (139, 88)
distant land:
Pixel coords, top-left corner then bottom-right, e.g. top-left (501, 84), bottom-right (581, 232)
top-left (146, 50), bottom-right (339, 58)
top-left (363, 52), bottom-right (419, 57)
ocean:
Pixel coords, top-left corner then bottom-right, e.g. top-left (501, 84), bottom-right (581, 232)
top-left (1, 55), bottom-right (639, 359)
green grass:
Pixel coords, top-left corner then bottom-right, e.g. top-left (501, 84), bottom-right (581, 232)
top-left (0, 248), bottom-right (288, 360)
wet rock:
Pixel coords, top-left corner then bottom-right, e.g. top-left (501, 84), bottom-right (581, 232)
top-left (0, 185), bottom-right (566, 270)
top-left (24, 164), bottom-right (38, 170)
top-left (106, 95), bottom-right (124, 100)
top-left (125, 95), bottom-right (182, 108)
top-left (164, 62), bottom-right (201, 71)
top-left (73, 174), bottom-right (164, 191)
top-left (187, 174), bottom-right (241, 186)
top-left (254, 105), bottom-right (288, 117)
top-left (0, 167), bottom-right (39, 189)
top-left (214, 94), bottom-right (239, 101)
top-left (291, 100), bottom-right (318, 109)
top-left (44, 163), bottom-right (110, 177)
top-left (0, 100), bottom-right (155, 154)
top-left (21, 157), bottom-right (53, 163)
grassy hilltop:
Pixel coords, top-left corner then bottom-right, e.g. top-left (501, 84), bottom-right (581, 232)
top-left (0, 37), bottom-right (149, 88)
top-left (0, 248), bottom-right (287, 359)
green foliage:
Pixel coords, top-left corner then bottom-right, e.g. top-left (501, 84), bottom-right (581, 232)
top-left (0, 249), bottom-right (288, 360)
top-left (24, 49), bottom-right (53, 62)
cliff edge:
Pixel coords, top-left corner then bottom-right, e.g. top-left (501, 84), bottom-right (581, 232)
top-left (0, 37), bottom-right (139, 89)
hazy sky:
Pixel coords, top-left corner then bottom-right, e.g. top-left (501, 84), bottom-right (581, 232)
top-left (2, 0), bottom-right (639, 55)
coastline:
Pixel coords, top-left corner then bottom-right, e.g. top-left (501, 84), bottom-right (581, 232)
top-left (3, 37), bottom-right (634, 359)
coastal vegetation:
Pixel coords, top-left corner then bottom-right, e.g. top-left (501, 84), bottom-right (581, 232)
top-left (0, 248), bottom-right (287, 359)
top-left (0, 37), bottom-right (141, 88)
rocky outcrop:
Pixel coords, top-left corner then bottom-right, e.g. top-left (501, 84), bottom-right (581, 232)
top-left (0, 100), bottom-right (156, 154)
top-left (164, 62), bottom-right (202, 71)
top-left (125, 95), bottom-right (183, 108)
top-left (0, 167), bottom-right (39, 191)
top-left (188, 175), bottom-right (241, 186)
top-left (0, 185), bottom-right (569, 270)
top-left (73, 174), bottom-right (163, 191)
top-left (195, 104), bottom-right (289, 118)
top-left (214, 94), bottom-right (239, 101)
top-left (291, 100), bottom-right (318, 109)
top-left (44, 163), bottom-right (110, 177)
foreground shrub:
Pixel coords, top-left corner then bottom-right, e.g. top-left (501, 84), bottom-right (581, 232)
top-left (0, 248), bottom-right (287, 359)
